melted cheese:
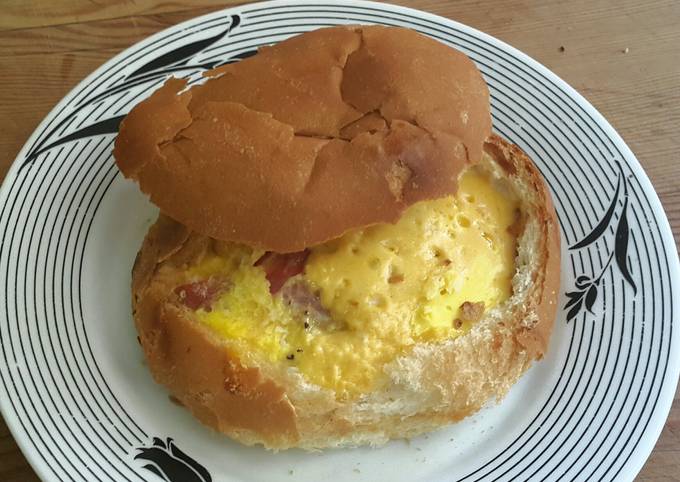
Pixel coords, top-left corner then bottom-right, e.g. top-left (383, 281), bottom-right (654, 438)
top-left (194, 168), bottom-right (519, 399)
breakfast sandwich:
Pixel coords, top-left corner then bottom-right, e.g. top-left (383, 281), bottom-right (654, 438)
top-left (114, 25), bottom-right (560, 449)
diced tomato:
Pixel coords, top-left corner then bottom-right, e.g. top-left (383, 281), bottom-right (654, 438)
top-left (254, 250), bottom-right (309, 294)
top-left (174, 278), bottom-right (226, 311)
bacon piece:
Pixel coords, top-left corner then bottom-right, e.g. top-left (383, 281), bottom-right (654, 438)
top-left (254, 250), bottom-right (309, 294)
top-left (174, 277), bottom-right (227, 311)
top-left (280, 280), bottom-right (330, 319)
top-left (279, 279), bottom-right (349, 331)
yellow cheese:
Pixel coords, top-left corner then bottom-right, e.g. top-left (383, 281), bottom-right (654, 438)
top-left (194, 167), bottom-right (519, 399)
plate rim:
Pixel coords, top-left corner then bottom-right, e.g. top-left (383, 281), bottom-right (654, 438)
top-left (0, 1), bottom-right (678, 481)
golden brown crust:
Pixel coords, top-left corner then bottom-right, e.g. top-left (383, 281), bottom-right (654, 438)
top-left (131, 135), bottom-right (561, 450)
top-left (132, 216), bottom-right (299, 447)
top-left (114, 25), bottom-right (491, 253)
top-left (484, 134), bottom-right (561, 358)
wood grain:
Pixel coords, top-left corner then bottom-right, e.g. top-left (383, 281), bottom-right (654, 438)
top-left (0, 0), bottom-right (246, 31)
top-left (0, 1), bottom-right (678, 480)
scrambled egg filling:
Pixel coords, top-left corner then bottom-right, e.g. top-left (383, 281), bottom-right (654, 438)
top-left (192, 168), bottom-right (519, 398)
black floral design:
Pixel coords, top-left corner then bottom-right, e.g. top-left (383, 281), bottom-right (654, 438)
top-left (22, 14), bottom-right (255, 167)
top-left (565, 161), bottom-right (637, 322)
top-left (135, 437), bottom-right (211, 482)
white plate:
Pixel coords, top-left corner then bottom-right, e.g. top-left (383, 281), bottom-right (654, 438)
top-left (1, 1), bottom-right (678, 481)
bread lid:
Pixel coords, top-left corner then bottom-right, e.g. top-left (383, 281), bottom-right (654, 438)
top-left (114, 25), bottom-right (491, 252)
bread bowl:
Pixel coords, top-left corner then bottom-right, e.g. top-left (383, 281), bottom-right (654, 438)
top-left (115, 25), bottom-right (561, 450)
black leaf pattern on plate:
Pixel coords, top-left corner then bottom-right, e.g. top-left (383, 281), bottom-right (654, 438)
top-left (22, 14), bottom-right (245, 169)
top-left (565, 161), bottom-right (637, 321)
top-left (564, 290), bottom-right (584, 309)
top-left (25, 115), bottom-right (126, 163)
top-left (168, 439), bottom-right (212, 482)
top-left (585, 283), bottom-right (598, 312)
top-left (128, 14), bottom-right (240, 78)
top-left (615, 196), bottom-right (637, 293)
top-left (566, 294), bottom-right (585, 322)
top-left (79, 65), bottom-right (205, 109)
top-left (565, 275), bottom-right (599, 322)
top-left (575, 275), bottom-right (591, 290)
top-left (135, 437), bottom-right (211, 482)
top-left (569, 174), bottom-right (621, 250)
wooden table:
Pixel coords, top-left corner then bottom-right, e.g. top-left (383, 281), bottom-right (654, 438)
top-left (0, 0), bottom-right (678, 480)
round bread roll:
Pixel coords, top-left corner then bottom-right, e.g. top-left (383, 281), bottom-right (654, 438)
top-left (131, 134), bottom-right (560, 450)
top-left (114, 25), bottom-right (492, 253)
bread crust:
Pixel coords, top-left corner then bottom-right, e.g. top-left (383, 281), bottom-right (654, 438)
top-left (131, 134), bottom-right (560, 449)
top-left (114, 25), bottom-right (491, 253)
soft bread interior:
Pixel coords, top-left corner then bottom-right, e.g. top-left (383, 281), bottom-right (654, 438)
top-left (131, 134), bottom-right (560, 450)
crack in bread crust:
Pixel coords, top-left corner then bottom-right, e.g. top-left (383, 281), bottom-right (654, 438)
top-left (114, 25), bottom-right (491, 253)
